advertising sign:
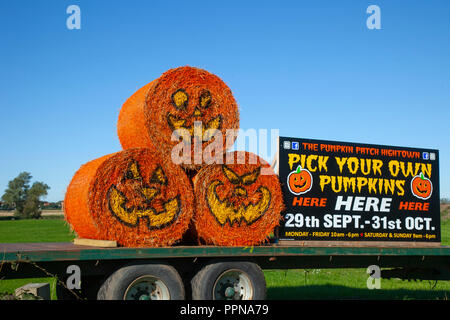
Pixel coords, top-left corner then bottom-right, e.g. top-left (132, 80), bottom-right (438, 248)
top-left (278, 137), bottom-right (440, 243)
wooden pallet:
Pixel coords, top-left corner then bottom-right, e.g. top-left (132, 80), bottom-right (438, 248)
top-left (73, 238), bottom-right (117, 248)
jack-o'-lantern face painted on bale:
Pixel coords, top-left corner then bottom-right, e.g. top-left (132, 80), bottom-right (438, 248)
top-left (117, 66), bottom-right (240, 170)
top-left (64, 148), bottom-right (194, 247)
top-left (207, 165), bottom-right (270, 226)
top-left (193, 151), bottom-right (284, 246)
top-left (167, 88), bottom-right (221, 141)
top-left (107, 160), bottom-right (180, 230)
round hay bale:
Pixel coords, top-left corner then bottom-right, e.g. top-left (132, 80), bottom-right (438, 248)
top-left (117, 66), bottom-right (240, 170)
top-left (117, 81), bottom-right (157, 152)
top-left (193, 151), bottom-right (284, 246)
top-left (64, 148), bottom-right (194, 247)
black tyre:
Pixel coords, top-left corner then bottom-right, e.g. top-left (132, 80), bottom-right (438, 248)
top-left (191, 261), bottom-right (266, 300)
top-left (97, 263), bottom-right (185, 300)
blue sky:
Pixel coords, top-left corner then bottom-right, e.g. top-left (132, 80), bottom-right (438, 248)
top-left (0, 0), bottom-right (449, 202)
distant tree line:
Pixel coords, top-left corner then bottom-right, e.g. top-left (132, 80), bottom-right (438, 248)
top-left (0, 201), bottom-right (63, 211)
top-left (41, 201), bottom-right (63, 209)
top-left (1, 172), bottom-right (50, 219)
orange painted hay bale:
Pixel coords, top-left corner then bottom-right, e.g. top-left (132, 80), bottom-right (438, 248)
top-left (117, 66), bottom-right (240, 170)
top-left (193, 151), bottom-right (284, 246)
top-left (64, 148), bottom-right (194, 247)
top-left (117, 81), bottom-right (157, 151)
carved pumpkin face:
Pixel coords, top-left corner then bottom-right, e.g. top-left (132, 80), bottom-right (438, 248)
top-left (64, 148), bottom-right (194, 247)
top-left (206, 165), bottom-right (271, 226)
top-left (144, 67), bottom-right (240, 168)
top-left (411, 172), bottom-right (432, 200)
top-left (287, 166), bottom-right (313, 195)
top-left (107, 160), bottom-right (180, 229)
top-left (117, 67), bottom-right (239, 169)
top-left (167, 88), bottom-right (222, 141)
top-left (193, 151), bottom-right (284, 246)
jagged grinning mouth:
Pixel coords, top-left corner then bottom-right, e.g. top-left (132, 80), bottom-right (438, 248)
top-left (167, 113), bottom-right (222, 142)
top-left (206, 180), bottom-right (271, 226)
top-left (107, 185), bottom-right (180, 230)
top-left (294, 180), bottom-right (307, 190)
top-left (415, 186), bottom-right (428, 195)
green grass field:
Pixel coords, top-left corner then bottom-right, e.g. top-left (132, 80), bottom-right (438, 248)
top-left (0, 217), bottom-right (449, 300)
top-left (0, 218), bottom-right (75, 243)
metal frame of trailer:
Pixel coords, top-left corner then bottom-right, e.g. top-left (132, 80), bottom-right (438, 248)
top-left (1, 242), bottom-right (449, 300)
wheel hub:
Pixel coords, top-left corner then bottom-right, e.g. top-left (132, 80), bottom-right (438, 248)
top-left (124, 276), bottom-right (170, 300)
top-left (213, 269), bottom-right (253, 300)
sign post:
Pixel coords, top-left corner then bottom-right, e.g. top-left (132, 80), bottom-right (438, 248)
top-left (277, 137), bottom-right (440, 246)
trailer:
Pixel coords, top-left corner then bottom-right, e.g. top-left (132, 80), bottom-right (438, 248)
top-left (1, 242), bottom-right (449, 300)
top-left (2, 138), bottom-right (447, 300)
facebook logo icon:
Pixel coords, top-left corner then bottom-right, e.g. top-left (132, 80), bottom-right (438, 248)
top-left (292, 142), bottom-right (299, 150)
top-left (422, 152), bottom-right (429, 160)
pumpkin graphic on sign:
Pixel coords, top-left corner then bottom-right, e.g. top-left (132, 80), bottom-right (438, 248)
top-left (287, 165), bottom-right (313, 195)
top-left (411, 172), bottom-right (433, 200)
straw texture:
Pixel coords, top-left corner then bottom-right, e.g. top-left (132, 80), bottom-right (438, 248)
top-left (117, 66), bottom-right (240, 170)
top-left (193, 151), bottom-right (284, 246)
top-left (117, 81), bottom-right (157, 152)
top-left (64, 148), bottom-right (194, 247)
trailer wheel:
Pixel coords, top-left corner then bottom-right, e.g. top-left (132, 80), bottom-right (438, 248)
top-left (191, 261), bottom-right (266, 300)
top-left (97, 264), bottom-right (185, 300)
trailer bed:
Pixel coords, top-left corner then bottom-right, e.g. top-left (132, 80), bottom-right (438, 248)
top-left (1, 242), bottom-right (449, 262)
top-left (1, 242), bottom-right (450, 284)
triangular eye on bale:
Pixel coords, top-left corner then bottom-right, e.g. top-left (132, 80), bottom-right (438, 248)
top-left (192, 151), bottom-right (285, 246)
top-left (117, 66), bottom-right (240, 170)
top-left (64, 148), bottom-right (194, 247)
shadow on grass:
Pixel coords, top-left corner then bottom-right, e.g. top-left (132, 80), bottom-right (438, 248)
top-left (267, 284), bottom-right (449, 300)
